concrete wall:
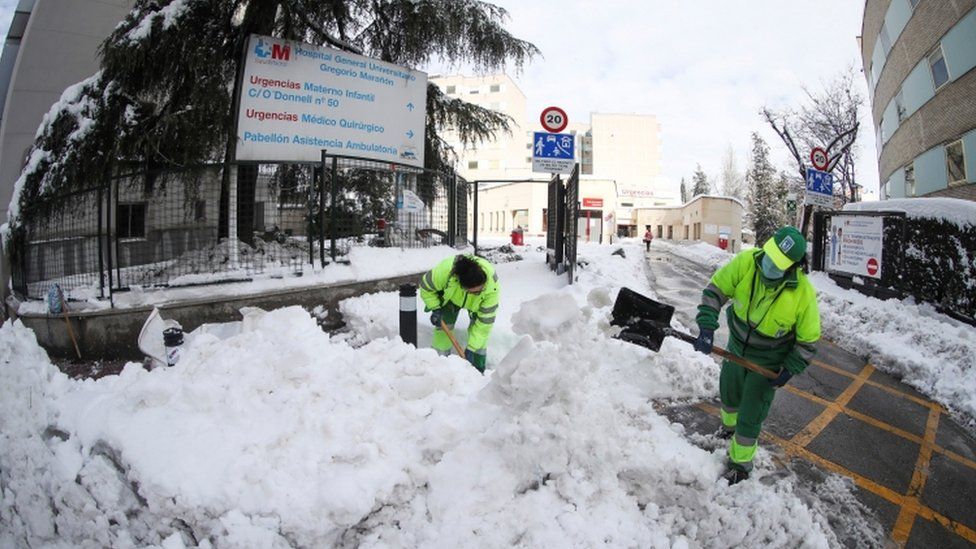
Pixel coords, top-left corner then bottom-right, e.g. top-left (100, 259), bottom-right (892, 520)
top-left (18, 273), bottom-right (424, 360)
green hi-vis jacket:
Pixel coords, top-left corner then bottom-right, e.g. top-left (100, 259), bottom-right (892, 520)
top-left (696, 248), bottom-right (821, 374)
top-left (419, 255), bottom-right (500, 352)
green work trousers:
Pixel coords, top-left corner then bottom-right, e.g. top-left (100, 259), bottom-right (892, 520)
top-left (720, 359), bottom-right (778, 472)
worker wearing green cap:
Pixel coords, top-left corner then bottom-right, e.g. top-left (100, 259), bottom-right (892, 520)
top-left (694, 226), bottom-right (821, 484)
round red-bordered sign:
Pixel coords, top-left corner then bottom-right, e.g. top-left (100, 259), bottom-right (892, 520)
top-left (866, 257), bottom-right (879, 276)
top-left (540, 106), bottom-right (568, 133)
top-left (810, 147), bottom-right (829, 171)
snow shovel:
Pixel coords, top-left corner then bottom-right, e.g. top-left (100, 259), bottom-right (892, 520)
top-left (610, 287), bottom-right (777, 380)
top-left (440, 319), bottom-right (466, 358)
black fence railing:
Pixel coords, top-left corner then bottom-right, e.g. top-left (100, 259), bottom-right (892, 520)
top-left (811, 209), bottom-right (976, 325)
top-left (10, 158), bottom-right (466, 301)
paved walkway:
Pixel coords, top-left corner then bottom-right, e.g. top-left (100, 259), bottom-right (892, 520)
top-left (647, 248), bottom-right (976, 548)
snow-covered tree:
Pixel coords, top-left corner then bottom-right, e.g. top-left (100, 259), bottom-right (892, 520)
top-left (719, 144), bottom-right (746, 201)
top-left (679, 177), bottom-right (688, 203)
top-left (746, 133), bottom-right (786, 244)
top-left (9, 0), bottom-right (538, 229)
top-left (691, 165), bottom-right (709, 197)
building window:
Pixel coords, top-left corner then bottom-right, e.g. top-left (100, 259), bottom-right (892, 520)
top-left (445, 85), bottom-right (456, 94)
top-left (7, 10), bottom-right (30, 40)
top-left (525, 157), bottom-right (532, 163)
top-left (946, 140), bottom-right (967, 185)
top-left (929, 46), bottom-right (950, 89)
top-left (879, 22), bottom-right (892, 55)
top-left (117, 204), bottom-right (147, 239)
top-left (490, 84), bottom-right (500, 92)
top-left (542, 209), bottom-right (548, 231)
top-left (469, 89), bottom-right (479, 94)
top-left (896, 89), bottom-right (906, 122)
top-left (468, 160), bottom-right (478, 170)
top-left (621, 202), bottom-right (633, 207)
top-left (195, 200), bottom-right (207, 221)
top-left (905, 165), bottom-right (916, 196)
top-left (526, 142), bottom-right (532, 149)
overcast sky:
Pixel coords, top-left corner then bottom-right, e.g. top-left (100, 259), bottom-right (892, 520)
top-left (427, 0), bottom-right (879, 198)
top-left (0, 1), bottom-right (879, 198)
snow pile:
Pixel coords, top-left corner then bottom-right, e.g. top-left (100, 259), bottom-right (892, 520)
top-left (844, 197), bottom-right (976, 228)
top-left (654, 240), bottom-right (735, 271)
top-left (812, 272), bottom-right (976, 428)
top-left (0, 243), bottom-right (849, 547)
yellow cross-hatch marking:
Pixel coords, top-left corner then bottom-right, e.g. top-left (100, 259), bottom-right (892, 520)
top-left (689, 355), bottom-right (976, 548)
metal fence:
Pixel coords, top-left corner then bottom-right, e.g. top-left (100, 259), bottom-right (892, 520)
top-left (10, 157), bottom-right (467, 301)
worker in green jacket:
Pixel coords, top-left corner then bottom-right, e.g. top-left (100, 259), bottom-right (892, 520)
top-left (419, 254), bottom-right (500, 373)
top-left (694, 226), bottom-right (821, 484)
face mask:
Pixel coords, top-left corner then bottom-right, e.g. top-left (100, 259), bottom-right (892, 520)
top-left (761, 254), bottom-right (786, 280)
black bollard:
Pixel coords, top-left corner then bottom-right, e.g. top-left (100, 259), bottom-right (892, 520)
top-left (399, 283), bottom-right (417, 347)
top-left (163, 327), bottom-right (184, 366)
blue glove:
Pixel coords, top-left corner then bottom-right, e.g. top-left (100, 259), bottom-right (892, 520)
top-left (430, 309), bottom-right (442, 327)
top-left (693, 328), bottom-right (714, 355)
top-left (770, 368), bottom-right (793, 387)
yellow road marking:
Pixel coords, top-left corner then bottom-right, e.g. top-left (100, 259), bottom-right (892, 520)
top-left (784, 384), bottom-right (976, 473)
top-left (693, 400), bottom-right (976, 546)
top-left (813, 359), bottom-right (944, 413)
top-left (892, 407), bottom-right (941, 545)
top-left (790, 363), bottom-right (874, 447)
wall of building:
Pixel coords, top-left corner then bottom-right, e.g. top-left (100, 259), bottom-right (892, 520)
top-left (634, 195), bottom-right (744, 252)
top-left (0, 0), bottom-right (134, 225)
top-left (588, 113), bottom-right (665, 198)
top-left (862, 0), bottom-right (976, 201)
top-left (429, 74), bottom-right (534, 183)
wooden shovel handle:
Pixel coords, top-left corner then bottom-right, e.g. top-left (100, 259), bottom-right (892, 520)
top-left (57, 289), bottom-right (82, 359)
top-left (709, 345), bottom-right (777, 380)
top-left (440, 319), bottom-right (465, 358)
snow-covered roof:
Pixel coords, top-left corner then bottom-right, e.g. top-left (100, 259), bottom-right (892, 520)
top-left (843, 197), bottom-right (976, 228)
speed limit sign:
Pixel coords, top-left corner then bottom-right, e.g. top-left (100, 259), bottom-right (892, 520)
top-left (540, 106), bottom-right (568, 133)
top-left (810, 147), bottom-right (829, 171)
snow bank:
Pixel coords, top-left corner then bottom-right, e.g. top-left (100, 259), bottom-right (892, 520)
top-left (844, 197), bottom-right (976, 228)
top-left (654, 240), bottom-right (735, 271)
top-left (812, 272), bottom-right (976, 428)
top-left (0, 243), bottom-right (853, 547)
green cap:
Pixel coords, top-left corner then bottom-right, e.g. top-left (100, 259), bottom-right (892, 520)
top-left (762, 226), bottom-right (806, 270)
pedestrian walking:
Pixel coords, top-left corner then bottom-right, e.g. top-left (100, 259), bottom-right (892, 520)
top-left (419, 254), bottom-right (500, 373)
top-left (643, 225), bottom-right (654, 252)
top-left (693, 226), bottom-right (821, 484)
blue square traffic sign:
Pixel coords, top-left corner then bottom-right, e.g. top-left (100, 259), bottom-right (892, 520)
top-left (805, 168), bottom-right (834, 207)
top-left (533, 132), bottom-right (575, 159)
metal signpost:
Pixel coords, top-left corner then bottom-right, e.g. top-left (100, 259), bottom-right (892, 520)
top-left (235, 34), bottom-right (427, 167)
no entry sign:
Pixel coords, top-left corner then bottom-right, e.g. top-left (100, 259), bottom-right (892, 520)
top-left (540, 106), bottom-right (568, 133)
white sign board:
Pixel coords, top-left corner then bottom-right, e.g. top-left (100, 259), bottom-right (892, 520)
top-left (397, 189), bottom-right (425, 213)
top-left (532, 131), bottom-right (575, 174)
top-left (236, 34), bottom-right (427, 167)
top-left (704, 224), bottom-right (718, 235)
top-left (828, 215), bottom-right (884, 279)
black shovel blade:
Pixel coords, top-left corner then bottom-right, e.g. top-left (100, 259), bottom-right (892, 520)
top-left (610, 287), bottom-right (675, 352)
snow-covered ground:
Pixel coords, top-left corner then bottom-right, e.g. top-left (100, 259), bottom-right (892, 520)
top-left (0, 239), bottom-right (872, 548)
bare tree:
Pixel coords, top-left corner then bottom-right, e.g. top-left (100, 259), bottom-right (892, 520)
top-left (763, 68), bottom-right (862, 231)
top-left (720, 144), bottom-right (746, 201)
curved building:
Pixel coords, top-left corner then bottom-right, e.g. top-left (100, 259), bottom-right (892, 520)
top-left (861, 0), bottom-right (976, 201)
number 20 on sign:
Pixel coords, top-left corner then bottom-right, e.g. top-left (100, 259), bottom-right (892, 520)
top-left (540, 106), bottom-right (568, 133)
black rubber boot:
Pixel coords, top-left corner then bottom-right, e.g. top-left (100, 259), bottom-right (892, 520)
top-left (722, 466), bottom-right (750, 485)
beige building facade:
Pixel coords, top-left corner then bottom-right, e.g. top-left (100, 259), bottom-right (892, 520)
top-left (635, 196), bottom-right (745, 252)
